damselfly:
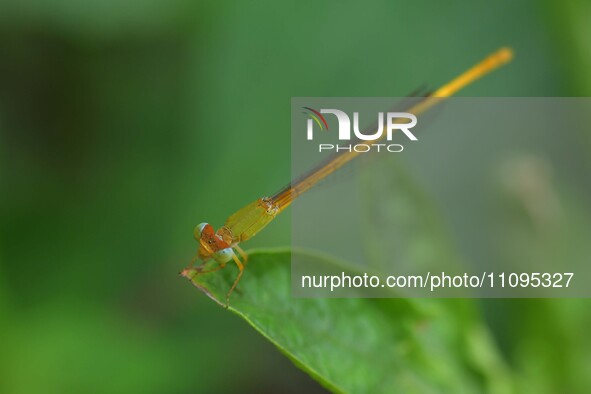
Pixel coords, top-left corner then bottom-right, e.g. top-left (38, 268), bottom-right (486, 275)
top-left (183, 48), bottom-right (513, 307)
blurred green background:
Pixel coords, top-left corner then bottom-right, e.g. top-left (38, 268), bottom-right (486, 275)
top-left (1, 0), bottom-right (590, 393)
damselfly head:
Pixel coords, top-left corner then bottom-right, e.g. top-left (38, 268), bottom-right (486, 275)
top-left (194, 222), bottom-right (232, 260)
top-left (213, 247), bottom-right (235, 263)
top-left (194, 222), bottom-right (209, 240)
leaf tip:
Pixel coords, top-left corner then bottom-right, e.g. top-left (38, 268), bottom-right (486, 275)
top-left (180, 267), bottom-right (197, 280)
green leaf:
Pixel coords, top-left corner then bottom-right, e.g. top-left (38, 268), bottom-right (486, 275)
top-left (182, 249), bottom-right (511, 394)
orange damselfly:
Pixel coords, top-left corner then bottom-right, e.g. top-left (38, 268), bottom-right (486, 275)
top-left (183, 47), bottom-right (513, 307)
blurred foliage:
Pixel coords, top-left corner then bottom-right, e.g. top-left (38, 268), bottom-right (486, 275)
top-left (1, 0), bottom-right (590, 393)
top-left (490, 155), bottom-right (591, 393)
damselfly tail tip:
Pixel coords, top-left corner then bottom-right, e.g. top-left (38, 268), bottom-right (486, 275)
top-left (495, 47), bottom-right (514, 64)
top-left (431, 46), bottom-right (514, 98)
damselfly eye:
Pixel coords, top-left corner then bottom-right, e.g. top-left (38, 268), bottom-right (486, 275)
top-left (213, 247), bottom-right (234, 263)
top-left (194, 223), bottom-right (208, 240)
